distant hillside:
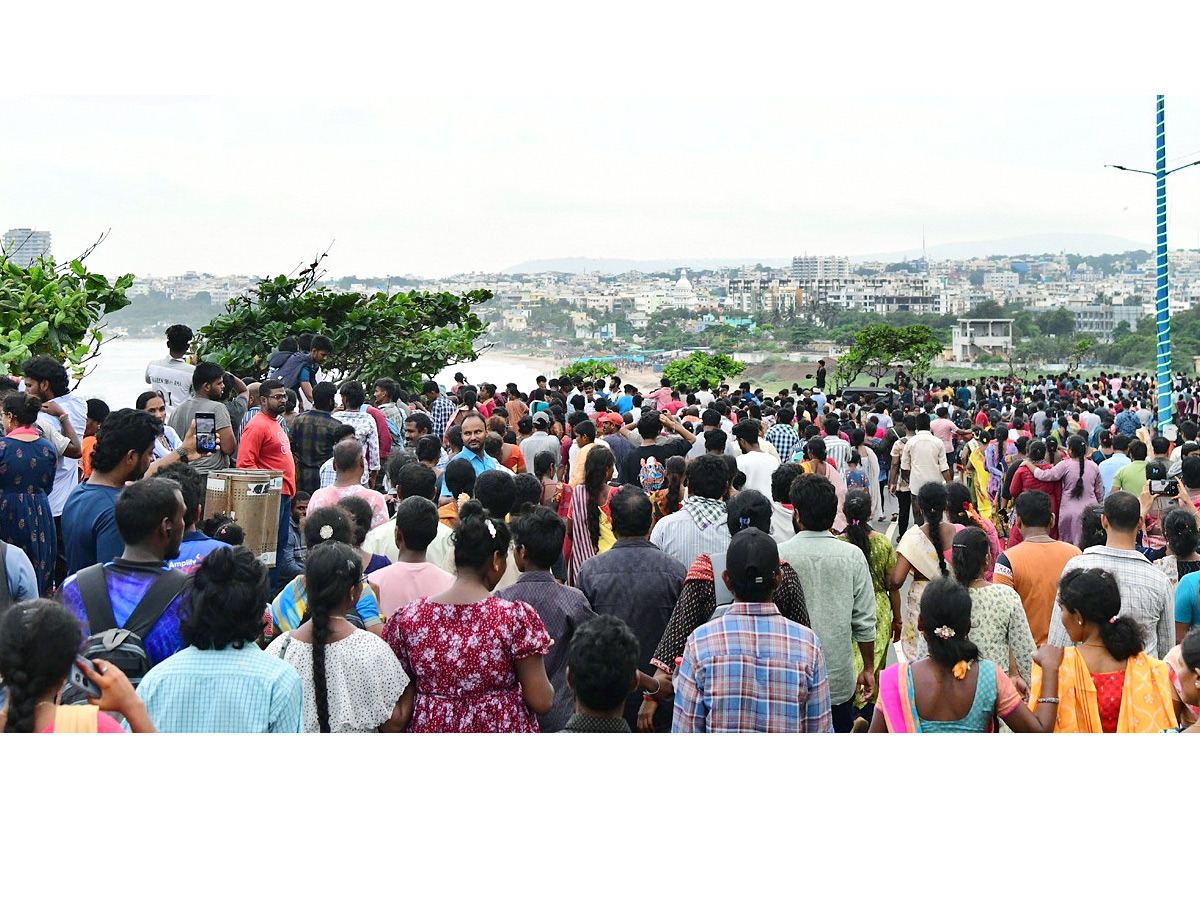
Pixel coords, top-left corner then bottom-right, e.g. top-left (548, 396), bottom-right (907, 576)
top-left (502, 257), bottom-right (790, 275)
top-left (851, 233), bottom-right (1153, 263)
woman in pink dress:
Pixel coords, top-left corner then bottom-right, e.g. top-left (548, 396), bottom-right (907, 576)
top-left (384, 502), bottom-right (554, 732)
top-left (1022, 434), bottom-right (1103, 547)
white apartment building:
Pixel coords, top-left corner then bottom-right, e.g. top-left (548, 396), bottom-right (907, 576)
top-left (952, 319), bottom-right (1014, 362)
top-left (2, 228), bottom-right (51, 266)
top-left (983, 271), bottom-right (1019, 291)
top-left (1073, 302), bottom-right (1143, 341)
top-left (791, 255), bottom-right (850, 280)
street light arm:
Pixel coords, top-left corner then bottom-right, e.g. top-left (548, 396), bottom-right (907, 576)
top-left (1106, 164), bottom-right (1156, 176)
top-left (1164, 159), bottom-right (1200, 177)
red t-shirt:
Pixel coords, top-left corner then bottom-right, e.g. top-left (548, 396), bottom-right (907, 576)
top-left (364, 405), bottom-right (391, 459)
top-left (236, 411), bottom-right (296, 497)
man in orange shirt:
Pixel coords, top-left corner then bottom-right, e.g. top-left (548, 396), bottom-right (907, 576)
top-left (993, 490), bottom-right (1081, 645)
top-left (236, 378), bottom-right (295, 587)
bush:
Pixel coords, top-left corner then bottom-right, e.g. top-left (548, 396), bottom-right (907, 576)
top-left (662, 350), bottom-right (744, 387)
top-left (559, 358), bottom-right (617, 381)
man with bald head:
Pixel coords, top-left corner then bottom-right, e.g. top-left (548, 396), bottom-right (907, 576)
top-left (306, 437), bottom-right (390, 531)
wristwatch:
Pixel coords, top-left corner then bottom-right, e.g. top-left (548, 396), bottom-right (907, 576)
top-left (177, 447), bottom-right (189, 462)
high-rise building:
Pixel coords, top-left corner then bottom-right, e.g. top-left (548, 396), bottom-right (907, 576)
top-left (2, 229), bottom-right (52, 266)
top-left (791, 254), bottom-right (850, 280)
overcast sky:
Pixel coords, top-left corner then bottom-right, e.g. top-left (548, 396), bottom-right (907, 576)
top-left (4, 12), bottom-right (1198, 280)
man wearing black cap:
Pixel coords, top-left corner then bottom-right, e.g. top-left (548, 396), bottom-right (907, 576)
top-left (672, 528), bottom-right (832, 733)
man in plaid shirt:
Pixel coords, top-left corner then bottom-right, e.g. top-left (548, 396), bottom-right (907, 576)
top-left (672, 527), bottom-right (833, 733)
top-left (423, 379), bottom-right (456, 440)
top-left (764, 406), bottom-right (800, 463)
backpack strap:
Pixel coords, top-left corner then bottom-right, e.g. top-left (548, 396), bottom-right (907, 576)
top-left (711, 551), bottom-right (734, 607)
top-left (0, 542), bottom-right (10, 616)
top-left (122, 569), bottom-right (190, 639)
top-left (76, 564), bottom-right (118, 633)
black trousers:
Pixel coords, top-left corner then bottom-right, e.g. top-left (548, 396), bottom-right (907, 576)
top-left (896, 490), bottom-right (911, 535)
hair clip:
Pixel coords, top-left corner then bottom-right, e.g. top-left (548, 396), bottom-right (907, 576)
top-left (347, 558), bottom-right (357, 573)
top-left (486, 520), bottom-right (497, 539)
top-left (933, 625), bottom-right (956, 639)
top-left (319, 524), bottom-right (334, 540)
top-left (1109, 615), bottom-right (1117, 624)
top-left (738, 516), bottom-right (751, 528)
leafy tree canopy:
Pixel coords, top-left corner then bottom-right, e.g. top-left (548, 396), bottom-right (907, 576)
top-left (834, 323), bottom-right (944, 389)
top-left (0, 238), bottom-right (133, 385)
top-left (194, 255), bottom-right (491, 389)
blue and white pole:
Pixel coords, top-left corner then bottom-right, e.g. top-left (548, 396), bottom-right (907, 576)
top-left (1155, 95), bottom-right (1172, 430)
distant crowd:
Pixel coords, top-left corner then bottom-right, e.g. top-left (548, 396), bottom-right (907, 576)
top-left (0, 325), bottom-right (1197, 734)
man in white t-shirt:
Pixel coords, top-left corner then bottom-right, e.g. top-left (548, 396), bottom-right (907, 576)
top-left (733, 418), bottom-right (779, 496)
top-left (145, 324), bottom-right (196, 415)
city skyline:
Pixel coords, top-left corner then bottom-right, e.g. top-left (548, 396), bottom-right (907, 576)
top-left (6, 94), bottom-right (1199, 281)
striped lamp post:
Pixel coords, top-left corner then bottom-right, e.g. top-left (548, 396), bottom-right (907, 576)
top-left (1109, 96), bottom-right (1200, 431)
top-left (1155, 96), bottom-right (1170, 428)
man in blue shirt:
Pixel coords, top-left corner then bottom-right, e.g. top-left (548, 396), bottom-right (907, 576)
top-left (155, 462), bottom-right (229, 574)
top-left (1115, 403), bottom-right (1141, 438)
top-left (61, 409), bottom-right (162, 577)
top-left (61, 478), bottom-right (190, 668)
top-left (615, 385), bottom-right (636, 416)
top-left (439, 411), bottom-right (500, 500)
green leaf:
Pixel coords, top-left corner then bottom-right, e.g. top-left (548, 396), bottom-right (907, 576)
top-left (69, 260), bottom-right (86, 277)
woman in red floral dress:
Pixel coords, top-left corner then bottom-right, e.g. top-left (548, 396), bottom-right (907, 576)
top-left (383, 502), bottom-right (554, 732)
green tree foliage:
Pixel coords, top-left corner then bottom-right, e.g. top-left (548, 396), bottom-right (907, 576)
top-left (1066, 336), bottom-right (1096, 374)
top-left (195, 258), bottom-right (490, 389)
top-left (1039, 307), bottom-right (1076, 337)
top-left (0, 245), bottom-right (133, 384)
top-left (972, 299), bottom-right (1005, 318)
top-left (834, 324), bottom-right (944, 389)
top-left (662, 350), bottom-right (745, 387)
top-left (559, 358), bottom-right (617, 381)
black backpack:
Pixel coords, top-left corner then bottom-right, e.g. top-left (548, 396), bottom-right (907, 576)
top-left (273, 351), bottom-right (314, 391)
top-left (60, 565), bottom-right (189, 705)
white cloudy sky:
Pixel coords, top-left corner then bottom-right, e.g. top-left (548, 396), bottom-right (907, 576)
top-left (3, 6), bottom-right (1197, 280)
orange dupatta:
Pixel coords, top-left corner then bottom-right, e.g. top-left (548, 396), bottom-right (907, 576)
top-left (1028, 648), bottom-right (1177, 733)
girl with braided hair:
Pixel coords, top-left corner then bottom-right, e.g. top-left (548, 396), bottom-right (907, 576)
top-left (840, 488), bottom-right (899, 719)
top-left (891, 481), bottom-right (963, 662)
top-left (1022, 433), bottom-right (1103, 546)
top-left (268, 541), bottom-right (411, 733)
top-left (0, 600), bottom-right (154, 733)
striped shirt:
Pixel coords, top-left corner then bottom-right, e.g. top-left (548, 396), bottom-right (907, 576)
top-left (672, 602), bottom-right (832, 733)
top-left (136, 643), bottom-right (303, 733)
top-left (1047, 545), bottom-right (1174, 658)
top-left (649, 498), bottom-right (731, 570)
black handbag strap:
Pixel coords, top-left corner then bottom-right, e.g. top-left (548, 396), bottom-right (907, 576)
top-left (123, 569), bottom-right (189, 639)
top-left (76, 564), bottom-right (117, 633)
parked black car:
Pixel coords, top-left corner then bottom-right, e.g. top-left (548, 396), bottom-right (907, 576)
top-left (841, 387), bottom-right (900, 408)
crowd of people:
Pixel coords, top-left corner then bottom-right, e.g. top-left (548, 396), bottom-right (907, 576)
top-left (1, 325), bottom-right (1198, 734)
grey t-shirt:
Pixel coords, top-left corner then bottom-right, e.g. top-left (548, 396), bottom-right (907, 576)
top-left (168, 397), bottom-right (233, 471)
